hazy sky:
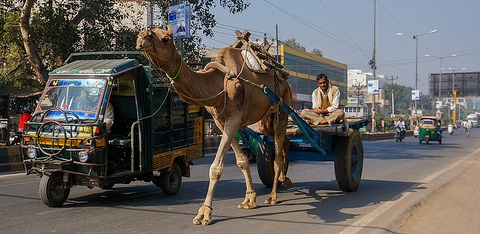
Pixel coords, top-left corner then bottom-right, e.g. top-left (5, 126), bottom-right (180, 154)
top-left (201, 0), bottom-right (480, 94)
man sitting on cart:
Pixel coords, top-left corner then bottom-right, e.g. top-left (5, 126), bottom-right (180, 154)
top-left (301, 73), bottom-right (345, 125)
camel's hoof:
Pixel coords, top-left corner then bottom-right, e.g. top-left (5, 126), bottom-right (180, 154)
top-left (264, 195), bottom-right (279, 205)
top-left (193, 205), bottom-right (213, 225)
top-left (237, 191), bottom-right (258, 209)
top-left (282, 177), bottom-right (293, 188)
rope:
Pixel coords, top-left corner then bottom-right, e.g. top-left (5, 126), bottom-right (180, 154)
top-left (166, 58), bottom-right (183, 81)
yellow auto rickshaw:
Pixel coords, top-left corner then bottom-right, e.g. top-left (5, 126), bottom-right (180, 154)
top-left (418, 116), bottom-right (442, 144)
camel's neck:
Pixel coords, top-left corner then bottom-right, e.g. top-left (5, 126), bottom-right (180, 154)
top-left (146, 50), bottom-right (223, 107)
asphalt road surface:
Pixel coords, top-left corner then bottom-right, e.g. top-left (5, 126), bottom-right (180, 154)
top-left (0, 128), bottom-right (478, 234)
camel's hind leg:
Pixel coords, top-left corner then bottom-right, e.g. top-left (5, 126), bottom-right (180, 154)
top-left (230, 138), bottom-right (258, 209)
top-left (263, 113), bottom-right (291, 205)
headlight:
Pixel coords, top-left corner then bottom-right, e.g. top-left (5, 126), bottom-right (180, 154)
top-left (27, 146), bottom-right (37, 159)
top-left (78, 151), bottom-right (90, 162)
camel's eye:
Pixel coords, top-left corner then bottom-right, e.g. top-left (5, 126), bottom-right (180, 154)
top-left (161, 37), bottom-right (169, 43)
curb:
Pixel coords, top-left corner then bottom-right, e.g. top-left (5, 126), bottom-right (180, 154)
top-left (361, 131), bottom-right (413, 141)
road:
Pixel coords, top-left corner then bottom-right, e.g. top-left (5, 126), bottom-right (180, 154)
top-left (0, 128), bottom-right (478, 234)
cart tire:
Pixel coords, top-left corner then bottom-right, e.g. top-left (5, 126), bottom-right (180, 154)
top-left (242, 148), bottom-right (256, 163)
top-left (334, 131), bottom-right (363, 192)
top-left (155, 163), bottom-right (182, 195)
top-left (99, 182), bottom-right (115, 190)
top-left (39, 172), bottom-right (70, 207)
top-left (257, 143), bottom-right (289, 187)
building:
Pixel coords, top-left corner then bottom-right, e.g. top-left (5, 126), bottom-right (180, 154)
top-left (345, 70), bottom-right (388, 117)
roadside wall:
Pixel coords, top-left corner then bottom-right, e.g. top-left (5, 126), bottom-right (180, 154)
top-left (0, 146), bottom-right (23, 173)
top-left (0, 132), bottom-right (413, 173)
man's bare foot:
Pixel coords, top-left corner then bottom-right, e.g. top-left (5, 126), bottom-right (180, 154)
top-left (320, 119), bottom-right (328, 125)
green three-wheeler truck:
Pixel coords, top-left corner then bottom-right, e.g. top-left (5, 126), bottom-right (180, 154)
top-left (22, 52), bottom-right (204, 207)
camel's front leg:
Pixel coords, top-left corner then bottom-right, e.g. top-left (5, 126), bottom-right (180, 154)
top-left (193, 133), bottom-right (230, 225)
top-left (230, 138), bottom-right (258, 209)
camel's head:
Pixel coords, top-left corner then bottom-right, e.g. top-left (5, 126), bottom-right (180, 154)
top-left (136, 26), bottom-right (174, 52)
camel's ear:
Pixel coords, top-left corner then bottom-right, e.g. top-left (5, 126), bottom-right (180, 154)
top-left (167, 25), bottom-right (173, 38)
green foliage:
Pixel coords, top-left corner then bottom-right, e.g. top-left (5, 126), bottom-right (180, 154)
top-left (311, 48), bottom-right (323, 57)
top-left (0, 0), bottom-right (251, 91)
top-left (0, 9), bottom-right (37, 88)
top-left (283, 38), bottom-right (306, 51)
top-left (383, 83), bottom-right (413, 115)
top-left (150, 0), bottom-right (250, 64)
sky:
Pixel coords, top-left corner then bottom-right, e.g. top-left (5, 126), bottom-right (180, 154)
top-left (200, 0), bottom-right (480, 95)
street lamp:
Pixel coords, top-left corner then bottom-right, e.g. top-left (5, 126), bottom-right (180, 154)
top-left (424, 53), bottom-right (457, 98)
top-left (444, 67), bottom-right (466, 127)
top-left (397, 29), bottom-right (438, 122)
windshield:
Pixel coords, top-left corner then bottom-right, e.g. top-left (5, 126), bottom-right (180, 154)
top-left (37, 78), bottom-right (107, 121)
top-left (421, 120), bottom-right (435, 126)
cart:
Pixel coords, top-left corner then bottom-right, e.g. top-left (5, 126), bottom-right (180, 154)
top-left (238, 86), bottom-right (367, 192)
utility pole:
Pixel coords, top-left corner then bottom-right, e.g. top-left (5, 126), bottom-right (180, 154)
top-left (371, 0), bottom-right (377, 132)
top-left (386, 76), bottom-right (398, 117)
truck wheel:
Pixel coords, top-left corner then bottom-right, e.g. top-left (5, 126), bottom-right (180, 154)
top-left (39, 172), bottom-right (70, 207)
top-left (334, 131), bottom-right (363, 192)
top-left (155, 163), bottom-right (182, 195)
top-left (257, 142), bottom-right (289, 187)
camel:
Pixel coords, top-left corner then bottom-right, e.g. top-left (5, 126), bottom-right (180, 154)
top-left (136, 26), bottom-right (292, 225)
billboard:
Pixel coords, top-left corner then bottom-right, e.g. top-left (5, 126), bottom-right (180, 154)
top-left (168, 3), bottom-right (191, 39)
top-left (367, 80), bottom-right (379, 95)
top-left (411, 90), bottom-right (420, 101)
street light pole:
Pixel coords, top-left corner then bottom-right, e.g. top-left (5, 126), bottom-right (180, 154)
top-left (397, 29), bottom-right (438, 124)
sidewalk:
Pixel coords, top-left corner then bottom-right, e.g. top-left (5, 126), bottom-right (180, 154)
top-left (392, 148), bottom-right (480, 233)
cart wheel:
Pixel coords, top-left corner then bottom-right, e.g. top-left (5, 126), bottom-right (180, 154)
top-left (257, 142), bottom-right (289, 187)
top-left (334, 131), bottom-right (363, 192)
top-left (242, 148), bottom-right (256, 163)
top-left (419, 139), bottom-right (422, 144)
top-left (154, 163), bottom-right (182, 195)
top-left (99, 182), bottom-right (115, 190)
top-left (39, 172), bottom-right (70, 207)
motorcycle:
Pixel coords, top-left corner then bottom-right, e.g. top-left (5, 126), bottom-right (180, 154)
top-left (448, 124), bottom-right (454, 135)
top-left (395, 127), bottom-right (406, 142)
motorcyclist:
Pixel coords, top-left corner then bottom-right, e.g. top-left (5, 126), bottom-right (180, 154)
top-left (395, 117), bottom-right (406, 140)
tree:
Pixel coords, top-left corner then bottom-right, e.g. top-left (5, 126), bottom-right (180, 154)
top-left (311, 48), bottom-right (323, 57)
top-left (282, 38), bottom-right (306, 51)
top-left (383, 83), bottom-right (414, 115)
top-left (1, 0), bottom-right (250, 90)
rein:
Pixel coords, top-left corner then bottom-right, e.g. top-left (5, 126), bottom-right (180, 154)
top-left (166, 56), bottom-right (182, 81)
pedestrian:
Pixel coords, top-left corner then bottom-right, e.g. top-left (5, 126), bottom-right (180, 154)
top-left (18, 107), bottom-right (32, 132)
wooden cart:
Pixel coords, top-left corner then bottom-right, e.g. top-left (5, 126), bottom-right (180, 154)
top-left (237, 86), bottom-right (368, 192)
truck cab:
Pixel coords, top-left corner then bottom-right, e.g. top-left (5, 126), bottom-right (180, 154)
top-left (22, 52), bottom-right (204, 207)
